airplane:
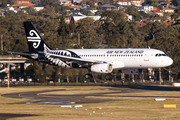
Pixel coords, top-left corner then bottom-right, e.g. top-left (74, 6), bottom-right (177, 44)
top-left (13, 22), bottom-right (173, 80)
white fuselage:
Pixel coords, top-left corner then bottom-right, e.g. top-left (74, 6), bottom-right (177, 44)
top-left (63, 48), bottom-right (173, 69)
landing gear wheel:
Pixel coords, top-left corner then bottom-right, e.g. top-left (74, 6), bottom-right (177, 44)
top-left (85, 73), bottom-right (93, 79)
top-left (105, 74), bottom-right (113, 80)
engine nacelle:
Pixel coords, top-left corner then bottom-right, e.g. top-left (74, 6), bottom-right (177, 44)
top-left (91, 63), bottom-right (113, 73)
top-left (0, 63), bottom-right (4, 69)
top-left (121, 69), bottom-right (143, 74)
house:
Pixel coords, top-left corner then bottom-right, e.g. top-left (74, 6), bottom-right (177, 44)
top-left (137, 19), bottom-right (147, 27)
top-left (163, 8), bottom-right (174, 13)
top-left (115, 4), bottom-right (126, 10)
top-left (163, 20), bottom-right (172, 25)
top-left (153, 7), bottom-right (158, 10)
top-left (70, 14), bottom-right (101, 24)
top-left (148, 17), bottom-right (161, 22)
top-left (34, 4), bottom-right (44, 11)
top-left (73, 0), bottom-right (83, 4)
top-left (159, 1), bottom-right (168, 8)
top-left (125, 13), bottom-right (133, 21)
top-left (12, 0), bottom-right (35, 8)
top-left (137, 22), bottom-right (147, 27)
top-left (63, 3), bottom-right (73, 7)
top-left (71, 5), bottom-right (81, 10)
top-left (165, 14), bottom-right (173, 20)
top-left (101, 4), bottom-right (117, 11)
top-left (139, 6), bottom-right (153, 13)
top-left (58, 0), bottom-right (71, 5)
top-left (7, 7), bottom-right (17, 13)
top-left (131, 0), bottom-right (142, 6)
top-left (151, 10), bottom-right (163, 16)
top-left (0, 8), bottom-right (6, 17)
top-left (117, 0), bottom-right (131, 6)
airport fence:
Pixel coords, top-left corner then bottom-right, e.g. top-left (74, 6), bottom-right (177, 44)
top-left (0, 73), bottom-right (179, 87)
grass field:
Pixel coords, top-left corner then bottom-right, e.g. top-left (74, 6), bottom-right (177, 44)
top-left (0, 86), bottom-right (180, 120)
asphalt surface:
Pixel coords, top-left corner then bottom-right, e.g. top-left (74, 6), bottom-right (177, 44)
top-left (1, 86), bottom-right (180, 119)
top-left (0, 113), bottom-right (37, 120)
top-left (1, 87), bottom-right (151, 104)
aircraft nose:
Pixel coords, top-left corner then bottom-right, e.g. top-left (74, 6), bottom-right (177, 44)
top-left (167, 57), bottom-right (173, 66)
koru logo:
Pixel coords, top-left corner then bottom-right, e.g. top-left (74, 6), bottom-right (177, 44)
top-left (27, 30), bottom-right (41, 49)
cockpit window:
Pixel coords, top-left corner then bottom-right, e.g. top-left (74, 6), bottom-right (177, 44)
top-left (155, 53), bottom-right (167, 57)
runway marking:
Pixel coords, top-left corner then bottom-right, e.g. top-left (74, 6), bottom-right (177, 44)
top-left (37, 94), bottom-right (39, 96)
top-left (26, 102), bottom-right (76, 105)
top-left (19, 94), bottom-right (21, 97)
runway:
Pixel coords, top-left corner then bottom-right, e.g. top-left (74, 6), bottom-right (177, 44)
top-left (0, 113), bottom-right (37, 120)
top-left (1, 87), bottom-right (152, 104)
top-left (2, 86), bottom-right (180, 104)
top-left (1, 86), bottom-right (180, 120)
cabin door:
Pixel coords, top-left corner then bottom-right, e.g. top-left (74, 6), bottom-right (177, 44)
top-left (144, 51), bottom-right (149, 61)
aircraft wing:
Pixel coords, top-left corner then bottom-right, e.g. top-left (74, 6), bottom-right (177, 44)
top-left (9, 52), bottom-right (39, 58)
top-left (9, 52), bottom-right (106, 65)
top-left (47, 54), bottom-right (105, 65)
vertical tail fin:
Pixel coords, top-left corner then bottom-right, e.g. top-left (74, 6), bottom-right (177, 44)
top-left (24, 22), bottom-right (51, 52)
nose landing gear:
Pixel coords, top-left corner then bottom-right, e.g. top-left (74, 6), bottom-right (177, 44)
top-left (85, 73), bottom-right (93, 79)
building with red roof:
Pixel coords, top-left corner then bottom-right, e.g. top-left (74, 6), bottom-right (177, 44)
top-left (151, 10), bottom-right (163, 16)
top-left (12, 0), bottom-right (35, 7)
top-left (138, 22), bottom-right (146, 27)
top-left (163, 20), bottom-right (172, 25)
top-left (63, 3), bottom-right (73, 7)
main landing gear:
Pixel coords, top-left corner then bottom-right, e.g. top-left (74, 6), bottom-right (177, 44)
top-left (84, 73), bottom-right (113, 81)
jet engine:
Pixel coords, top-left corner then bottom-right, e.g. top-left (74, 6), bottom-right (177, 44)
top-left (0, 63), bottom-right (4, 69)
top-left (91, 63), bottom-right (113, 73)
top-left (121, 69), bottom-right (143, 74)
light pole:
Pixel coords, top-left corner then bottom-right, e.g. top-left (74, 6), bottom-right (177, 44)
top-left (1, 34), bottom-right (3, 51)
top-left (78, 33), bottom-right (80, 45)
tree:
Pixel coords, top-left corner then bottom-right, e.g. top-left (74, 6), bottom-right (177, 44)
top-left (31, 0), bottom-right (41, 4)
top-left (139, 11), bottom-right (149, 19)
top-left (144, 0), bottom-right (158, 5)
top-left (81, 10), bottom-right (92, 15)
top-left (171, 9), bottom-right (180, 24)
top-left (58, 16), bottom-right (72, 48)
top-left (99, 10), bottom-right (145, 48)
top-left (76, 17), bottom-right (103, 48)
top-left (142, 22), bottom-right (180, 73)
top-left (125, 6), bottom-right (142, 21)
top-left (172, 0), bottom-right (180, 6)
top-left (7, 0), bottom-right (14, 5)
top-left (5, 10), bottom-right (16, 17)
top-left (1, 0), bottom-right (7, 8)
top-left (24, 6), bottom-right (37, 16)
top-left (38, 6), bottom-right (58, 19)
top-left (41, 0), bottom-right (57, 7)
